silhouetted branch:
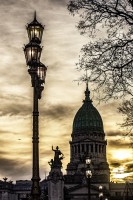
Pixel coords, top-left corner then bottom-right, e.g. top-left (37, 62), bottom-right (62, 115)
top-left (68, 0), bottom-right (133, 136)
top-left (68, 0), bottom-right (133, 100)
top-left (118, 99), bottom-right (133, 128)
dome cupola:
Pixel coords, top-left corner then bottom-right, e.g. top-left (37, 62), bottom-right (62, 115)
top-left (72, 84), bottom-right (104, 134)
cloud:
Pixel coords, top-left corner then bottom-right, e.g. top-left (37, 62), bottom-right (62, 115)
top-left (0, 0), bottom-right (16, 5)
top-left (125, 162), bottom-right (133, 172)
top-left (106, 131), bottom-right (131, 148)
top-left (110, 162), bottom-right (121, 168)
top-left (106, 131), bottom-right (124, 137)
top-left (43, 104), bottom-right (76, 120)
top-left (0, 158), bottom-right (30, 180)
top-left (48, 0), bottom-right (68, 5)
top-left (108, 139), bottom-right (130, 148)
top-left (0, 95), bottom-right (31, 116)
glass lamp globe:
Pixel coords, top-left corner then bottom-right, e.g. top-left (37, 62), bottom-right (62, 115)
top-left (24, 41), bottom-right (42, 66)
top-left (26, 12), bottom-right (44, 44)
top-left (86, 170), bottom-right (92, 178)
top-left (37, 62), bottom-right (47, 83)
top-left (86, 157), bottom-right (91, 165)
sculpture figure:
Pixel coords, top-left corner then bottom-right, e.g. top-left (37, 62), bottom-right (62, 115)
top-left (48, 146), bottom-right (64, 168)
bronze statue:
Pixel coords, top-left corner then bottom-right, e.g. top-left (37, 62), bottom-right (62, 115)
top-left (48, 146), bottom-right (64, 168)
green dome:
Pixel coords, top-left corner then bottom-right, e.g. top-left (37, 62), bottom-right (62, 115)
top-left (72, 86), bottom-right (104, 134)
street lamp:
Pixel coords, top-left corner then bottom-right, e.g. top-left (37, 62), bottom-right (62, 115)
top-left (24, 41), bottom-right (42, 66)
top-left (99, 185), bottom-right (103, 200)
top-left (23, 12), bottom-right (46, 200)
top-left (26, 11), bottom-right (44, 44)
top-left (86, 157), bottom-right (91, 165)
top-left (86, 157), bottom-right (92, 200)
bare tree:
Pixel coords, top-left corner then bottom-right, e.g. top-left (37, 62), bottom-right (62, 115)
top-left (68, 0), bottom-right (133, 100)
top-left (119, 98), bottom-right (133, 129)
top-left (118, 98), bottom-right (133, 146)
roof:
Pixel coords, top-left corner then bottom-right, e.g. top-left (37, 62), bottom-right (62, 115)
top-left (72, 85), bottom-right (104, 134)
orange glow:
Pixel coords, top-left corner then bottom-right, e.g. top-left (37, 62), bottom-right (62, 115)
top-left (111, 149), bottom-right (132, 160)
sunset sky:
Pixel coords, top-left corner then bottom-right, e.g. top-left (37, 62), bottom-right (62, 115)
top-left (0, 0), bottom-right (132, 183)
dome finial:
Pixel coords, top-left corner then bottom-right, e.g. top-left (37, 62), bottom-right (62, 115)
top-left (84, 69), bottom-right (91, 101)
top-left (34, 10), bottom-right (37, 21)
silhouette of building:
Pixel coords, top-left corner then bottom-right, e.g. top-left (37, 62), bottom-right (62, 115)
top-left (63, 83), bottom-right (110, 199)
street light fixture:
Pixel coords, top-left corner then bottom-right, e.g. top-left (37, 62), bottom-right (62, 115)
top-left (99, 185), bottom-right (103, 200)
top-left (26, 11), bottom-right (44, 44)
top-left (23, 12), bottom-right (46, 200)
top-left (37, 62), bottom-right (47, 83)
top-left (86, 157), bottom-right (92, 200)
top-left (24, 41), bottom-right (42, 66)
top-left (86, 157), bottom-right (91, 165)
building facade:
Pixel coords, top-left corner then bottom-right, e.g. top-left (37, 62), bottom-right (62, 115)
top-left (63, 84), bottom-right (110, 199)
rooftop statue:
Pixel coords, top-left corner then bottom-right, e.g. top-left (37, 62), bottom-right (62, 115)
top-left (48, 146), bottom-right (64, 169)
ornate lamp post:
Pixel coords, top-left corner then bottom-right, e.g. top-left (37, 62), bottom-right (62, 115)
top-left (86, 157), bottom-right (92, 200)
top-left (23, 12), bottom-right (47, 200)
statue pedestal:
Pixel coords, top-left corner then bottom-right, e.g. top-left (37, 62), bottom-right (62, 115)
top-left (48, 168), bottom-right (64, 200)
top-left (2, 191), bottom-right (9, 200)
top-left (48, 146), bottom-right (64, 200)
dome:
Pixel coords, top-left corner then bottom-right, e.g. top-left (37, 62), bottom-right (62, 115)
top-left (72, 86), bottom-right (104, 134)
